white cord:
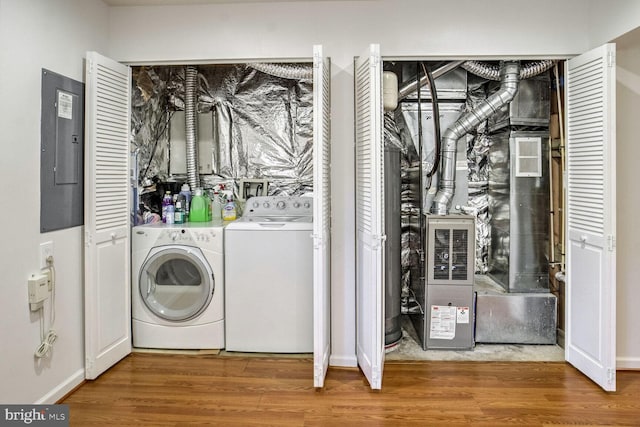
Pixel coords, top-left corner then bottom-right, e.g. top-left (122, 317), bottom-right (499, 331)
top-left (35, 323), bottom-right (57, 358)
top-left (47, 257), bottom-right (56, 326)
top-left (35, 257), bottom-right (57, 358)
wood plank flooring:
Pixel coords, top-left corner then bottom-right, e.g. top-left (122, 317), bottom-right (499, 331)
top-left (62, 353), bottom-right (640, 426)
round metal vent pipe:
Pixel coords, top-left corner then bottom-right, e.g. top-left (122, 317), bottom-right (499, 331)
top-left (431, 61), bottom-right (521, 215)
top-left (185, 65), bottom-right (200, 190)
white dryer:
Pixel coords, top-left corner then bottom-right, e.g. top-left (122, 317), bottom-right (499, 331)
top-left (132, 222), bottom-right (225, 349)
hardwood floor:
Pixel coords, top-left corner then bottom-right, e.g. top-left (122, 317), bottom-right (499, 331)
top-left (62, 353), bottom-right (640, 426)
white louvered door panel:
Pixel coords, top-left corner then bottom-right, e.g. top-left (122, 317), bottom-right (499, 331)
top-left (313, 45), bottom-right (332, 388)
top-left (355, 44), bottom-right (385, 390)
top-left (84, 51), bottom-right (132, 379)
top-left (565, 43), bottom-right (616, 392)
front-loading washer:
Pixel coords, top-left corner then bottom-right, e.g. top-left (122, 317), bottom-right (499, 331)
top-left (132, 221), bottom-right (225, 349)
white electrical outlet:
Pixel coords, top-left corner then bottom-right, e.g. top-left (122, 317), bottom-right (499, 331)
top-left (40, 241), bottom-right (54, 269)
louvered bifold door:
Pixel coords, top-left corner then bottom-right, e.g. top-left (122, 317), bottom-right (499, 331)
top-left (565, 43), bottom-right (617, 392)
top-left (355, 44), bottom-right (385, 390)
top-left (84, 51), bottom-right (132, 379)
top-left (312, 45), bottom-right (332, 388)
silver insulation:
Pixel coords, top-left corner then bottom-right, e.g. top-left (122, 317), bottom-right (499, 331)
top-left (466, 73), bottom-right (494, 273)
top-left (431, 61), bottom-right (521, 215)
top-left (185, 66), bottom-right (200, 190)
top-left (131, 63), bottom-right (313, 203)
top-left (131, 67), bottom-right (172, 184)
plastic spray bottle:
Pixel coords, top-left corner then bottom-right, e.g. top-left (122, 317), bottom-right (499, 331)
top-left (222, 194), bottom-right (237, 221)
top-left (179, 183), bottom-right (192, 220)
top-left (161, 191), bottom-right (173, 223)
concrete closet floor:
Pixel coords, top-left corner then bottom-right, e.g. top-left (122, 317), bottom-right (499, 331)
top-left (385, 316), bottom-right (565, 362)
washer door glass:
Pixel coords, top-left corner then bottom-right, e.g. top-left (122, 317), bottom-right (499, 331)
top-left (139, 245), bottom-right (214, 321)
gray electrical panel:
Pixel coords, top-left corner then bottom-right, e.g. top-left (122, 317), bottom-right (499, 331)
top-left (40, 69), bottom-right (84, 232)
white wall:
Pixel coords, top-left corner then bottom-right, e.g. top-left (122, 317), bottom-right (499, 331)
top-left (108, 0), bottom-right (594, 366)
top-left (589, 0), bottom-right (640, 47)
top-left (0, 0), bottom-right (109, 403)
top-left (614, 29), bottom-right (640, 369)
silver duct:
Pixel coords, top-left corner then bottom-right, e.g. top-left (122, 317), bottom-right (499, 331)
top-left (461, 60), bottom-right (554, 81)
top-left (397, 61), bottom-right (465, 102)
top-left (248, 63), bottom-right (313, 80)
top-left (431, 61), bottom-right (521, 215)
top-left (397, 60), bottom-right (552, 102)
top-left (185, 65), bottom-right (200, 190)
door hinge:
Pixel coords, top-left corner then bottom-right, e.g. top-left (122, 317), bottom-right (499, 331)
top-left (607, 51), bottom-right (615, 68)
top-left (607, 367), bottom-right (616, 384)
top-left (314, 364), bottom-right (324, 380)
top-left (85, 357), bottom-right (94, 376)
top-left (372, 234), bottom-right (386, 249)
top-left (87, 59), bottom-right (94, 75)
top-left (607, 235), bottom-right (616, 252)
top-left (85, 231), bottom-right (93, 247)
top-left (311, 233), bottom-right (324, 249)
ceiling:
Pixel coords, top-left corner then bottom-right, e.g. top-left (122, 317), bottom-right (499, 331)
top-left (102, 0), bottom-right (351, 5)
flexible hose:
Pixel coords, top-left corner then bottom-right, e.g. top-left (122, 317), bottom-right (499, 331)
top-left (423, 63), bottom-right (441, 178)
top-left (248, 63), bottom-right (312, 80)
top-left (185, 66), bottom-right (200, 190)
top-left (416, 63), bottom-right (426, 275)
top-left (461, 60), bottom-right (554, 81)
top-left (554, 62), bottom-right (566, 271)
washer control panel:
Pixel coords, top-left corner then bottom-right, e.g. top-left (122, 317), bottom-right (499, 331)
top-left (244, 196), bottom-right (313, 217)
top-left (139, 227), bottom-right (221, 250)
top-left (156, 228), bottom-right (217, 245)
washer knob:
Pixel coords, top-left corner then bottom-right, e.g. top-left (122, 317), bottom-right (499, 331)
top-left (170, 231), bottom-right (179, 241)
top-left (304, 202), bottom-right (311, 209)
top-left (276, 201), bottom-right (286, 210)
top-left (293, 201), bottom-right (300, 208)
top-left (263, 202), bottom-right (270, 209)
top-left (252, 201), bottom-right (260, 209)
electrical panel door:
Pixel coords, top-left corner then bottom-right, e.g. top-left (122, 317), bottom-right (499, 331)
top-left (41, 69), bottom-right (85, 232)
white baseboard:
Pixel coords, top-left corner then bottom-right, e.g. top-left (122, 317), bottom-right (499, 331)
top-left (617, 356), bottom-right (640, 370)
top-left (36, 368), bottom-right (85, 404)
top-left (329, 354), bottom-right (357, 367)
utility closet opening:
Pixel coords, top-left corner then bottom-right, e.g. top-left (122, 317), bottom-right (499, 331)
top-left (131, 62), bottom-right (314, 221)
top-left (381, 58), bottom-right (566, 361)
